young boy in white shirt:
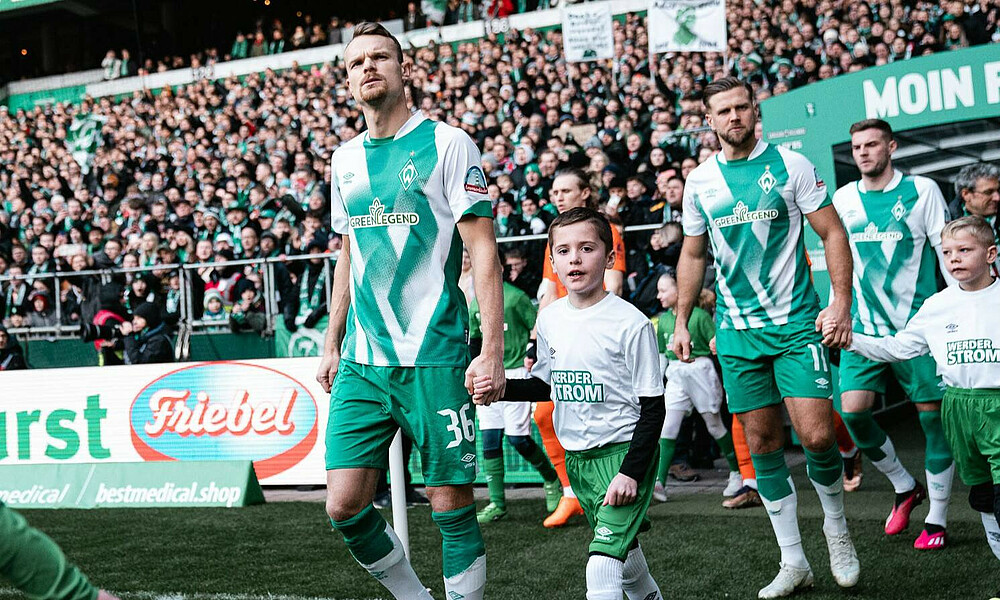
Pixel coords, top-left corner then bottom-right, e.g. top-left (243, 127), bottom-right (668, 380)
top-left (824, 216), bottom-right (1000, 560)
top-left (473, 207), bottom-right (666, 599)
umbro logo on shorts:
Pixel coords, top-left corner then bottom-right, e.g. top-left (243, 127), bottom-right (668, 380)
top-left (643, 593), bottom-right (660, 600)
top-left (448, 592), bottom-right (465, 600)
top-left (815, 378), bottom-right (830, 388)
top-left (595, 526), bottom-right (614, 541)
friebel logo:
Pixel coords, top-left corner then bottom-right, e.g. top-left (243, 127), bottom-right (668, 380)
top-left (129, 362), bottom-right (318, 479)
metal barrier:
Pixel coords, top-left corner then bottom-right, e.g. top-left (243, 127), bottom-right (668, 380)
top-left (0, 223), bottom-right (665, 363)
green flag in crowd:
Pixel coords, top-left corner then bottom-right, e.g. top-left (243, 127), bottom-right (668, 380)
top-left (66, 114), bottom-right (106, 175)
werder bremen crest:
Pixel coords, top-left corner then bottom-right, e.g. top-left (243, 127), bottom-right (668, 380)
top-left (398, 158), bottom-right (419, 190)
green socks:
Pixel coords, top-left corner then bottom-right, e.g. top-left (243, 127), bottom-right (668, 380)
top-left (657, 438), bottom-right (677, 484)
top-left (432, 505), bottom-right (486, 579)
top-left (841, 409), bottom-right (890, 461)
top-left (716, 431), bottom-right (739, 472)
top-left (483, 456), bottom-right (506, 509)
top-left (918, 410), bottom-right (954, 474)
top-left (750, 448), bottom-right (793, 501)
top-left (330, 504), bottom-right (394, 566)
top-left (804, 442), bottom-right (844, 487)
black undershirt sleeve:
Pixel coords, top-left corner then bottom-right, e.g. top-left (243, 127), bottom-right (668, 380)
top-left (618, 394), bottom-right (666, 481)
top-left (501, 376), bottom-right (551, 401)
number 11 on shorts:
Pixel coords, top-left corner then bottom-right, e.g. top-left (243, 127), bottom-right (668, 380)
top-left (807, 343), bottom-right (829, 372)
top-left (438, 403), bottom-right (475, 448)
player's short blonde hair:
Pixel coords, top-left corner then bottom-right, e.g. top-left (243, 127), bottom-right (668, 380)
top-left (941, 216), bottom-right (996, 248)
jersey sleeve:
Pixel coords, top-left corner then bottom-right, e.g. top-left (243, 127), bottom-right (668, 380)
top-left (915, 177), bottom-right (949, 247)
top-left (438, 126), bottom-right (493, 222)
top-left (681, 179), bottom-right (707, 236)
top-left (330, 157), bottom-right (349, 235)
top-left (849, 300), bottom-right (933, 362)
top-left (611, 225), bottom-right (626, 272)
top-left (784, 149), bottom-right (831, 214)
top-left (624, 320), bottom-right (665, 397)
top-left (468, 299), bottom-right (482, 339)
top-left (531, 319), bottom-right (552, 384)
top-left (914, 177), bottom-right (958, 285)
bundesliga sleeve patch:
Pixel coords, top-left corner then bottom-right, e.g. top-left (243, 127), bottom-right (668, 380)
top-left (814, 167), bottom-right (826, 188)
top-left (464, 166), bottom-right (489, 195)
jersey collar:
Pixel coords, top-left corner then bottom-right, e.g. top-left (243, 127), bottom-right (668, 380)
top-left (716, 139), bottom-right (768, 165)
top-left (857, 169), bottom-right (903, 194)
top-left (364, 112), bottom-right (427, 145)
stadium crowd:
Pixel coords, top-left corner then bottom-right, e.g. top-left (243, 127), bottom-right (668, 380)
top-left (100, 0), bottom-right (547, 80)
top-left (1, 0), bottom-right (998, 367)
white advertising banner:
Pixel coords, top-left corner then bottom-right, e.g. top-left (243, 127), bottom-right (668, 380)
top-left (0, 358), bottom-right (329, 485)
top-left (648, 0), bottom-right (727, 54)
top-left (562, 2), bottom-right (615, 63)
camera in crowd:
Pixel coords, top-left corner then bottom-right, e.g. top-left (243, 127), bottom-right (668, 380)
top-left (80, 322), bottom-right (124, 343)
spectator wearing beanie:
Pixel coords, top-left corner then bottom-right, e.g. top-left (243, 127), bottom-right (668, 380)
top-left (123, 302), bottom-right (173, 365)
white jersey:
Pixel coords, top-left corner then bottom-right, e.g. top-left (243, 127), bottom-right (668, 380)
top-left (330, 113), bottom-right (492, 367)
top-left (682, 140), bottom-right (828, 330)
top-left (833, 170), bottom-right (954, 336)
top-left (851, 278), bottom-right (1000, 389)
top-left (531, 293), bottom-right (663, 452)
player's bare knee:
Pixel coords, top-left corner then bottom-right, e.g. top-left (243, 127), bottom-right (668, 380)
top-left (798, 428), bottom-right (835, 452)
top-left (326, 490), bottom-right (369, 522)
top-left (426, 484), bottom-right (474, 512)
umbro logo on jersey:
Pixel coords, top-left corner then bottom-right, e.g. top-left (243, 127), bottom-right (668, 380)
top-left (349, 198), bottom-right (420, 229)
top-left (398, 159), bottom-right (419, 190)
top-left (757, 168), bottom-right (777, 194)
top-left (891, 199), bottom-right (906, 221)
top-left (461, 453), bottom-right (477, 463)
top-left (550, 346), bottom-right (556, 357)
top-left (946, 323), bottom-right (959, 333)
top-left (341, 171), bottom-right (354, 183)
top-left (714, 201), bottom-right (779, 228)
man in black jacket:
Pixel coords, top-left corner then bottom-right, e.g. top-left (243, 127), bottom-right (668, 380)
top-left (0, 324), bottom-right (27, 370)
top-left (122, 303), bottom-right (173, 365)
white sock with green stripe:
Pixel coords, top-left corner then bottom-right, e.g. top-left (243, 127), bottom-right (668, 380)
top-left (585, 554), bottom-right (624, 599)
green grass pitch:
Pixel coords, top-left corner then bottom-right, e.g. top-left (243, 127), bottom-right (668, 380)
top-left (8, 415), bottom-right (1000, 599)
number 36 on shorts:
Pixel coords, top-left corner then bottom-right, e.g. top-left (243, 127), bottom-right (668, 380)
top-left (438, 402), bottom-right (476, 448)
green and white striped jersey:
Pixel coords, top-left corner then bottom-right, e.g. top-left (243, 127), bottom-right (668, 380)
top-left (330, 113), bottom-right (493, 367)
top-left (682, 140), bottom-right (828, 330)
top-left (833, 170), bottom-right (952, 337)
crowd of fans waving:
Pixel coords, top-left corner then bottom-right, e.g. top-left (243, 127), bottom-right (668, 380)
top-left (2, 0), bottom-right (998, 369)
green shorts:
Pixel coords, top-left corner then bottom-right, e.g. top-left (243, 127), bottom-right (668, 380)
top-left (941, 387), bottom-right (1000, 486)
top-left (839, 349), bottom-right (944, 403)
top-left (565, 442), bottom-right (656, 560)
top-left (325, 359), bottom-right (477, 487)
top-left (716, 319), bottom-right (833, 414)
